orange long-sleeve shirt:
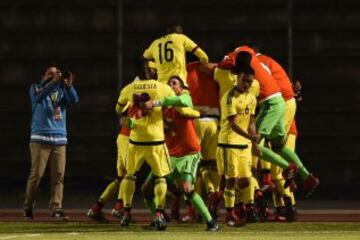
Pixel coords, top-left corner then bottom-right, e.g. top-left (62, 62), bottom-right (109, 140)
top-left (257, 54), bottom-right (295, 101)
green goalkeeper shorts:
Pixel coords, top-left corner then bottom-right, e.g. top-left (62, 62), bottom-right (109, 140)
top-left (167, 152), bottom-right (201, 183)
top-left (256, 95), bottom-right (286, 141)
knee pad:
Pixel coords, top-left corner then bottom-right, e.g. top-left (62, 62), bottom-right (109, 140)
top-left (237, 178), bottom-right (250, 189)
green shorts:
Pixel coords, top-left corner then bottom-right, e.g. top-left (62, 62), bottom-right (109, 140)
top-left (256, 96), bottom-right (286, 141)
top-left (167, 152), bottom-right (201, 183)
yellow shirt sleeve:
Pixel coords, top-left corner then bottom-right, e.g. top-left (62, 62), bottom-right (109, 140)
top-left (249, 79), bottom-right (260, 98)
top-left (182, 34), bottom-right (198, 52)
top-left (143, 41), bottom-right (155, 60)
top-left (222, 89), bottom-right (238, 118)
top-left (249, 94), bottom-right (257, 115)
top-left (116, 83), bottom-right (132, 114)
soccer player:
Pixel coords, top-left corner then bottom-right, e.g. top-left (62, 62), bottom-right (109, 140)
top-left (197, 59), bottom-right (261, 221)
top-left (185, 62), bottom-right (221, 221)
top-left (115, 60), bottom-right (175, 230)
top-left (141, 76), bottom-right (219, 231)
top-left (218, 46), bottom-right (318, 195)
top-left (86, 110), bottom-right (130, 222)
top-left (256, 52), bottom-right (318, 194)
top-left (143, 24), bottom-right (208, 85)
top-left (217, 65), bottom-right (258, 226)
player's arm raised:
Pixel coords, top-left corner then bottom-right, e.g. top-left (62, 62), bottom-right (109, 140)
top-left (183, 35), bottom-right (209, 64)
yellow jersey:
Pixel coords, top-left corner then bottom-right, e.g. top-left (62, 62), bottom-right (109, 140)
top-left (143, 33), bottom-right (208, 85)
top-left (213, 67), bottom-right (260, 102)
top-left (116, 79), bottom-right (175, 143)
top-left (218, 87), bottom-right (257, 146)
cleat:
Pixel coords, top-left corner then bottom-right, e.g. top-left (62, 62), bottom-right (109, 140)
top-left (180, 214), bottom-right (193, 223)
top-left (283, 164), bottom-right (298, 188)
top-left (261, 173), bottom-right (275, 192)
top-left (245, 204), bottom-right (260, 223)
top-left (206, 218), bottom-right (220, 231)
top-left (111, 201), bottom-right (124, 218)
top-left (268, 207), bottom-right (286, 222)
top-left (87, 208), bottom-right (109, 223)
top-left (234, 203), bottom-right (246, 220)
top-left (303, 174), bottom-right (320, 197)
top-left (180, 204), bottom-right (196, 223)
top-left (23, 207), bottom-right (33, 221)
top-left (120, 211), bottom-right (131, 227)
top-left (255, 190), bottom-right (270, 222)
top-left (226, 210), bottom-right (246, 227)
top-left (51, 208), bottom-right (69, 221)
top-left (284, 197), bottom-right (297, 222)
top-left (154, 211), bottom-right (167, 231)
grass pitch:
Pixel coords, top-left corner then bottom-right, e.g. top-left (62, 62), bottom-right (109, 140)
top-left (0, 222), bottom-right (359, 240)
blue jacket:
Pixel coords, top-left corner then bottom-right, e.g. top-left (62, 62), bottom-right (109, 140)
top-left (30, 80), bottom-right (79, 145)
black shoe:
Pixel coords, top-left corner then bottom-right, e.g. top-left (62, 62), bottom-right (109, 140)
top-left (284, 197), bottom-right (298, 222)
top-left (87, 208), bottom-right (109, 223)
top-left (51, 209), bottom-right (69, 221)
top-left (154, 211), bottom-right (167, 231)
top-left (23, 208), bottom-right (33, 220)
top-left (120, 211), bottom-right (131, 227)
top-left (246, 204), bottom-right (260, 223)
top-left (206, 219), bottom-right (220, 231)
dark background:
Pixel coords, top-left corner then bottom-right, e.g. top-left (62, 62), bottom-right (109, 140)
top-left (1, 0), bottom-right (360, 206)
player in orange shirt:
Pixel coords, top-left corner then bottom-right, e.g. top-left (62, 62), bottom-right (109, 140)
top-left (219, 46), bottom-right (319, 197)
top-left (185, 62), bottom-right (221, 221)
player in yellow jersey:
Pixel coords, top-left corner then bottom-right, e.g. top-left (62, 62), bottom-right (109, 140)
top-left (198, 61), bottom-right (261, 218)
top-left (86, 110), bottom-right (130, 222)
top-left (143, 24), bottom-right (208, 85)
top-left (116, 60), bottom-right (193, 230)
top-left (217, 65), bottom-right (259, 227)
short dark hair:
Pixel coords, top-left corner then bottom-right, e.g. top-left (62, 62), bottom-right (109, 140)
top-left (232, 52), bottom-right (253, 74)
top-left (134, 58), bottom-right (148, 79)
top-left (239, 65), bottom-right (255, 75)
top-left (166, 23), bottom-right (183, 34)
top-left (168, 75), bottom-right (187, 89)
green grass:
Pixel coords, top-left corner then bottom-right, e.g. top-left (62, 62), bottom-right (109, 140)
top-left (0, 222), bottom-right (359, 240)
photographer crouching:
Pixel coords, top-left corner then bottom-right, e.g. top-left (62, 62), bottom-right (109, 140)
top-left (23, 66), bottom-right (79, 220)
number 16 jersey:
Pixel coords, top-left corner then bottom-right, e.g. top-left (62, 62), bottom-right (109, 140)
top-left (143, 33), bottom-right (199, 84)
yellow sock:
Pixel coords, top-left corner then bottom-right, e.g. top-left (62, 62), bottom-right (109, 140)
top-left (201, 167), bottom-right (215, 193)
top-left (242, 178), bottom-right (255, 205)
top-left (251, 177), bottom-right (260, 190)
top-left (118, 178), bottom-right (125, 200)
top-left (272, 190), bottom-right (284, 208)
top-left (260, 160), bottom-right (271, 171)
top-left (99, 180), bottom-right (119, 204)
top-left (154, 178), bottom-right (167, 209)
top-left (210, 168), bottom-right (221, 192)
top-left (224, 188), bottom-right (235, 208)
top-left (289, 192), bottom-right (296, 206)
top-left (122, 175), bottom-right (136, 208)
top-left (273, 180), bottom-right (285, 207)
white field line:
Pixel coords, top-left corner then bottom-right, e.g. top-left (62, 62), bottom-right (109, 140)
top-left (0, 234), bottom-right (41, 240)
